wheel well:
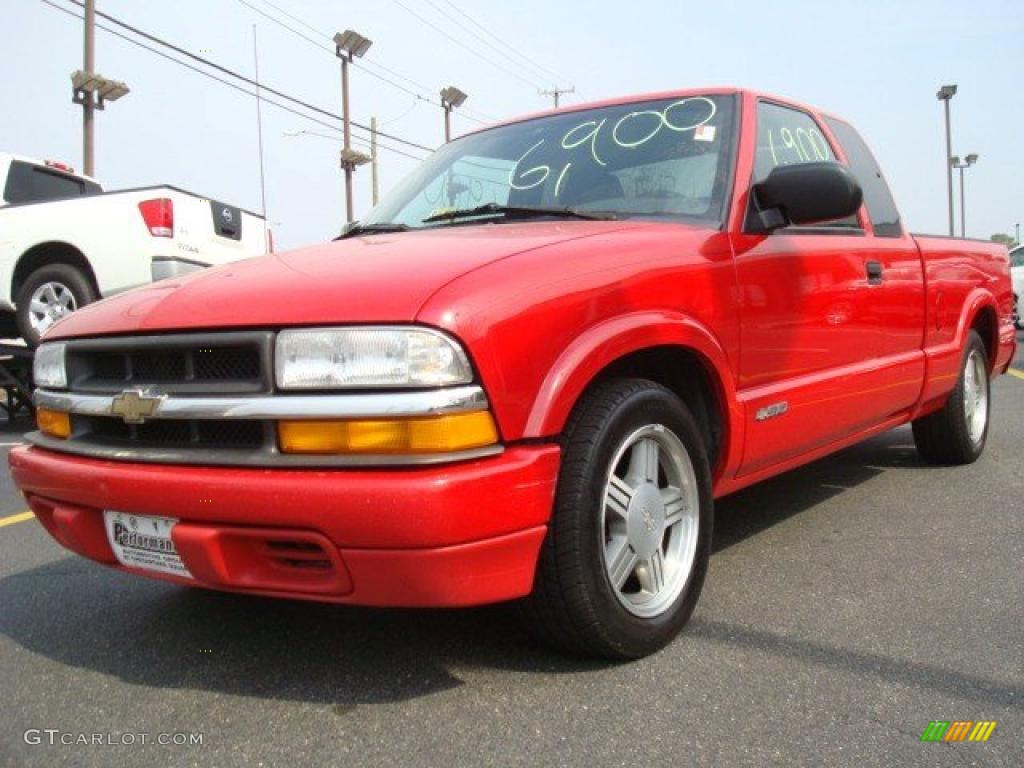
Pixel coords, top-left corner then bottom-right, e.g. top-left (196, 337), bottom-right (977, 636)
top-left (589, 346), bottom-right (726, 469)
top-left (970, 306), bottom-right (997, 369)
top-left (12, 242), bottom-right (99, 301)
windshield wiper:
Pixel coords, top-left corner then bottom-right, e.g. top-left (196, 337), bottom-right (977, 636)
top-left (334, 222), bottom-right (411, 240)
top-left (422, 203), bottom-right (616, 224)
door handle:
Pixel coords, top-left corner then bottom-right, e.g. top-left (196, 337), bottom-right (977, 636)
top-left (866, 260), bottom-right (884, 285)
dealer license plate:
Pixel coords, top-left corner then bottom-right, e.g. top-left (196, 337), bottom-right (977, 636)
top-left (103, 511), bottom-right (193, 579)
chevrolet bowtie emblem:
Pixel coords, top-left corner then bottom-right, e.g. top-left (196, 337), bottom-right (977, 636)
top-left (110, 390), bottom-right (164, 424)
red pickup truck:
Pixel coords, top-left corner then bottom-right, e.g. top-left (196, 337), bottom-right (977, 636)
top-left (11, 88), bottom-right (1016, 659)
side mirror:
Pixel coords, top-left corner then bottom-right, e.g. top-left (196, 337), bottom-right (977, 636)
top-left (749, 161), bottom-right (863, 232)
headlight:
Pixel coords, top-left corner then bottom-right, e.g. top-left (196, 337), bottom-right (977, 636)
top-left (33, 343), bottom-right (67, 389)
top-left (275, 327), bottom-right (473, 389)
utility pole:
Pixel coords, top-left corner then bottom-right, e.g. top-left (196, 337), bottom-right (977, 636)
top-left (936, 84), bottom-right (957, 236)
top-left (334, 30), bottom-right (373, 223)
top-left (1016, 222), bottom-right (1020, 246)
top-left (253, 25), bottom-right (269, 252)
top-left (539, 86), bottom-right (574, 108)
top-left (83, 0), bottom-right (95, 176)
top-left (440, 86), bottom-right (468, 143)
top-left (370, 116), bottom-right (379, 206)
top-left (71, 2), bottom-right (129, 177)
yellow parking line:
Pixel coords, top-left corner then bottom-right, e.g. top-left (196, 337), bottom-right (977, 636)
top-left (0, 511), bottom-right (34, 528)
top-left (1008, 368), bottom-right (1024, 381)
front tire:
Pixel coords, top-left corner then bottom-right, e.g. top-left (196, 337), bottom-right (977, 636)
top-left (15, 264), bottom-right (96, 346)
top-left (912, 330), bottom-right (990, 465)
top-left (521, 379), bottom-right (713, 659)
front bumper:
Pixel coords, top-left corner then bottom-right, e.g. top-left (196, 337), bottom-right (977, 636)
top-left (9, 444), bottom-right (560, 607)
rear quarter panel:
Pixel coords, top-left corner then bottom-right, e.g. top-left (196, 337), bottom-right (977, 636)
top-left (914, 235), bottom-right (1014, 410)
top-left (0, 193), bottom-right (155, 301)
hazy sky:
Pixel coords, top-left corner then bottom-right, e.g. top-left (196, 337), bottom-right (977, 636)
top-left (3, 0), bottom-right (1022, 249)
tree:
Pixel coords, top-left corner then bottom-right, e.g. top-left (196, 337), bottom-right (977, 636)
top-left (990, 233), bottom-right (1017, 247)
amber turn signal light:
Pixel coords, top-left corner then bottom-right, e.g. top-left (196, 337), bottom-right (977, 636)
top-left (277, 411), bottom-right (499, 455)
top-left (36, 408), bottom-right (71, 439)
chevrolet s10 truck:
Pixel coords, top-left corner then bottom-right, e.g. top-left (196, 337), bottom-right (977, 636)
top-left (10, 89), bottom-right (1016, 659)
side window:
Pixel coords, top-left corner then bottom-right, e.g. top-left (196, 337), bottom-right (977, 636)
top-left (1011, 248), bottom-right (1024, 268)
top-left (753, 102), bottom-right (860, 229)
top-left (823, 117), bottom-right (903, 238)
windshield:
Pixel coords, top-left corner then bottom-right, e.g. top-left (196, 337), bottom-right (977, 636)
top-left (363, 94), bottom-right (737, 229)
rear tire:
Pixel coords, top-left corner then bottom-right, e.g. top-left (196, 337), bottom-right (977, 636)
top-left (15, 264), bottom-right (96, 346)
top-left (912, 330), bottom-right (990, 465)
top-left (520, 378), bottom-right (713, 659)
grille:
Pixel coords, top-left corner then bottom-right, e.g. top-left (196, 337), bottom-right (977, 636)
top-left (65, 332), bottom-right (272, 394)
top-left (78, 416), bottom-right (266, 451)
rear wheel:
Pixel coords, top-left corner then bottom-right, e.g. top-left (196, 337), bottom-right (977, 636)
top-left (912, 330), bottom-right (990, 465)
top-left (15, 264), bottom-right (96, 346)
top-left (521, 378), bottom-right (713, 659)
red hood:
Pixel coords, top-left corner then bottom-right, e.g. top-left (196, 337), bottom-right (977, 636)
top-left (47, 221), bottom-right (636, 339)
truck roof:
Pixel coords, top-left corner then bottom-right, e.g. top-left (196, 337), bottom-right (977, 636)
top-left (462, 87), bottom-right (849, 137)
top-left (0, 151), bottom-right (101, 187)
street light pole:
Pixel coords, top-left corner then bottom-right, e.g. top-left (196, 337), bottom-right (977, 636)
top-left (83, 0), bottom-right (95, 176)
top-left (440, 86), bottom-right (468, 143)
top-left (951, 153), bottom-right (977, 238)
top-left (936, 84), bottom-right (957, 237)
top-left (334, 30), bottom-right (373, 223)
top-left (340, 54), bottom-right (353, 221)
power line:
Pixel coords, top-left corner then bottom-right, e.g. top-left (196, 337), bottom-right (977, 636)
top-left (284, 128), bottom-right (425, 162)
top-left (251, 0), bottom-right (331, 43)
top-left (424, 0), bottom-right (566, 88)
top-left (234, 0), bottom-right (493, 125)
top-left (441, 0), bottom-right (568, 85)
top-left (391, 0), bottom-right (545, 90)
top-left (40, 0), bottom-right (430, 161)
top-left (57, 0), bottom-right (436, 152)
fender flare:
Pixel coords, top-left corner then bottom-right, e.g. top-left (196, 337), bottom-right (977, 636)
top-left (954, 288), bottom-right (1000, 366)
top-left (523, 311), bottom-right (742, 471)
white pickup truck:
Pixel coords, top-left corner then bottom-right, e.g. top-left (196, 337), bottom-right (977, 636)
top-left (0, 152), bottom-right (268, 344)
top-left (1011, 244), bottom-right (1023, 329)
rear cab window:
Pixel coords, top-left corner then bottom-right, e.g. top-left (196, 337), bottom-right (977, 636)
top-left (750, 101), bottom-right (862, 231)
top-left (822, 117), bottom-right (903, 238)
top-left (3, 161), bottom-right (101, 204)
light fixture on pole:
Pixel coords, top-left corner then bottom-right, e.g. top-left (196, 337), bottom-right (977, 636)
top-left (950, 153), bottom-right (978, 238)
top-left (70, 70), bottom-right (129, 178)
top-left (936, 84), bottom-right (957, 237)
top-left (440, 86), bottom-right (468, 143)
top-left (334, 29), bottom-right (373, 223)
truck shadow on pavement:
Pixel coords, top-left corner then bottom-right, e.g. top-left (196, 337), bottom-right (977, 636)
top-left (0, 426), bottom-right (1014, 710)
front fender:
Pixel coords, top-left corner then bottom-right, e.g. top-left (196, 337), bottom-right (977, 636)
top-left (522, 310), bottom-right (743, 475)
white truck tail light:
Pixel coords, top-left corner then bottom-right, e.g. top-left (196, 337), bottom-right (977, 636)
top-left (138, 198), bottom-right (174, 237)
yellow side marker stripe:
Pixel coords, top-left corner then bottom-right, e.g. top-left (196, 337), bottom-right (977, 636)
top-left (1007, 368), bottom-right (1024, 381)
top-left (0, 511), bottom-right (34, 528)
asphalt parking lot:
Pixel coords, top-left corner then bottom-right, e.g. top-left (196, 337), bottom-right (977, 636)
top-left (0, 342), bottom-right (1021, 768)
